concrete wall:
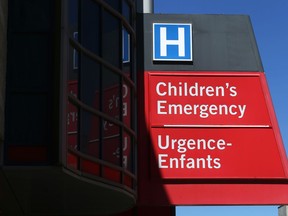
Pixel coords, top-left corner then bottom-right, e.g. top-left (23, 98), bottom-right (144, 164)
top-left (0, 0), bottom-right (7, 162)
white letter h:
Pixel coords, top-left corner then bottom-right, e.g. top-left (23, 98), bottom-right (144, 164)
top-left (160, 27), bottom-right (185, 57)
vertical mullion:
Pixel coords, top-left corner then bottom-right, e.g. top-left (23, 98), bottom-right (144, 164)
top-left (76, 0), bottom-right (81, 171)
top-left (129, 0), bottom-right (136, 190)
top-left (99, 2), bottom-right (104, 178)
top-left (118, 0), bottom-right (124, 185)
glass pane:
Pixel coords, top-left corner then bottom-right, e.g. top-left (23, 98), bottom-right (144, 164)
top-left (6, 94), bottom-right (50, 145)
top-left (80, 110), bottom-right (100, 158)
top-left (122, 27), bottom-right (130, 64)
top-left (69, 0), bottom-right (78, 33)
top-left (80, 0), bottom-right (100, 55)
top-left (122, 81), bottom-right (131, 128)
top-left (69, 42), bottom-right (79, 82)
top-left (80, 54), bottom-right (100, 107)
top-left (67, 102), bottom-right (79, 150)
top-left (102, 124), bottom-right (121, 166)
top-left (9, 34), bottom-right (50, 90)
top-left (102, 71), bottom-right (121, 120)
top-left (102, 10), bottom-right (120, 68)
top-left (123, 132), bottom-right (132, 171)
top-left (122, 1), bottom-right (130, 22)
top-left (104, 0), bottom-right (120, 11)
top-left (69, 0), bottom-right (79, 78)
top-left (9, 0), bottom-right (51, 32)
top-left (67, 101), bottom-right (79, 170)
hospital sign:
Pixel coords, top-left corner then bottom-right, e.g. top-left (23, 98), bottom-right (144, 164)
top-left (153, 23), bottom-right (193, 61)
top-left (145, 72), bottom-right (285, 179)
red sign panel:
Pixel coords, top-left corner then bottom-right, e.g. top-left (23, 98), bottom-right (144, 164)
top-left (145, 71), bottom-right (288, 180)
top-left (151, 128), bottom-right (285, 179)
top-left (148, 73), bottom-right (271, 126)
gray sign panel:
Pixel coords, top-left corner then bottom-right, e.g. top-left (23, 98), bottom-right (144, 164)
top-left (138, 14), bottom-right (263, 72)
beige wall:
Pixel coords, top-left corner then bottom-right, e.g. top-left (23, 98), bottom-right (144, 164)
top-left (0, 0), bottom-right (8, 159)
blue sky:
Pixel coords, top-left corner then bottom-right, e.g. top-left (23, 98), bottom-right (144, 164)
top-left (154, 0), bottom-right (288, 215)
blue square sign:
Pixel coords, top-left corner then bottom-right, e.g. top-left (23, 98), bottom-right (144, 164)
top-left (153, 23), bottom-right (193, 61)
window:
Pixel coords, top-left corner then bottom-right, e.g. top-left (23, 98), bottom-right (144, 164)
top-left (65, 0), bottom-right (136, 191)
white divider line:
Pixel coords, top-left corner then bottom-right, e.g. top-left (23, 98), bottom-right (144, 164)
top-left (157, 124), bottom-right (271, 128)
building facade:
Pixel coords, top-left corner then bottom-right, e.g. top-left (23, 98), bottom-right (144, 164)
top-left (0, 0), bottom-right (138, 215)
